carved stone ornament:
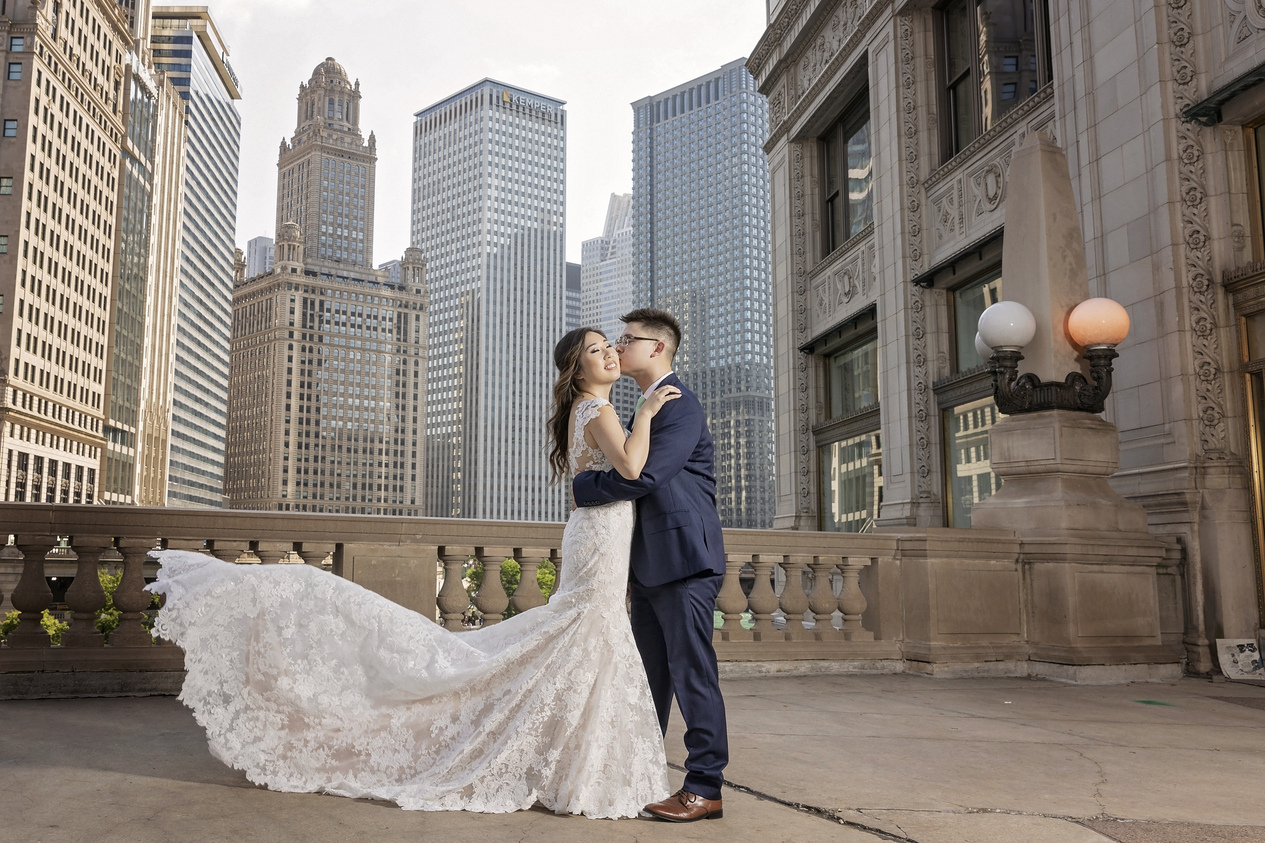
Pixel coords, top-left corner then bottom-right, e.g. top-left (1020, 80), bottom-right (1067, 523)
top-left (1169, 0), bottom-right (1230, 458)
top-left (899, 12), bottom-right (936, 501)
top-left (1225, 0), bottom-right (1265, 49)
top-left (970, 153), bottom-right (1012, 216)
top-left (791, 143), bottom-right (814, 511)
top-left (769, 0), bottom-right (886, 143)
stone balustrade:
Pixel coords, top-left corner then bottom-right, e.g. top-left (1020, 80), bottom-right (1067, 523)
top-left (0, 503), bottom-right (1189, 698)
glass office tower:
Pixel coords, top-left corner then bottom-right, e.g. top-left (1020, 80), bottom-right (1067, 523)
top-left (631, 59), bottom-right (775, 528)
top-left (412, 80), bottom-right (567, 521)
top-left (151, 7), bottom-right (241, 507)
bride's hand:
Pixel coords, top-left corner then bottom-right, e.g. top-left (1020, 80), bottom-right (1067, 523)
top-left (640, 385), bottom-right (681, 418)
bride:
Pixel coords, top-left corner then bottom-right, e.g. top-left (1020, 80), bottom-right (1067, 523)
top-left (147, 327), bottom-right (681, 819)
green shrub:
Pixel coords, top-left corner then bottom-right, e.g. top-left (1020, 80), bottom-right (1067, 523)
top-left (465, 557), bottom-right (558, 620)
top-left (41, 610), bottom-right (68, 645)
top-left (1, 609), bottom-right (18, 640)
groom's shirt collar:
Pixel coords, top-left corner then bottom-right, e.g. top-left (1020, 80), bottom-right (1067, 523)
top-left (642, 371), bottom-right (674, 397)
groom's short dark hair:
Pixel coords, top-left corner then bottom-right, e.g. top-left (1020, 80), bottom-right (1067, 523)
top-left (622, 308), bottom-right (682, 357)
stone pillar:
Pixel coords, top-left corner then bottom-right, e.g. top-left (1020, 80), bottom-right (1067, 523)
top-left (512, 547), bottom-right (550, 614)
top-left (436, 546), bottom-right (472, 631)
top-left (62, 537), bottom-right (113, 648)
top-left (972, 411), bottom-right (1180, 680)
top-left (112, 538), bottom-right (157, 647)
top-left (716, 553), bottom-right (752, 642)
top-left (6, 537), bottom-right (55, 648)
top-left (474, 546), bottom-right (512, 625)
top-left (778, 555), bottom-right (813, 641)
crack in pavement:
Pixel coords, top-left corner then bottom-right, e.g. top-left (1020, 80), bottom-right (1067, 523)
top-left (667, 762), bottom-right (912, 841)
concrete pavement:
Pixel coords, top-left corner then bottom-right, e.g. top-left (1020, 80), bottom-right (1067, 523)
top-left (2, 674), bottom-right (1264, 842)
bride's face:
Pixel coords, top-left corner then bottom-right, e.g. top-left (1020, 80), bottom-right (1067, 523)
top-left (576, 331), bottom-right (620, 389)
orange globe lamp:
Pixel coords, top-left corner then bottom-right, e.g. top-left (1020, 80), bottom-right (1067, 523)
top-left (1067, 297), bottom-right (1130, 349)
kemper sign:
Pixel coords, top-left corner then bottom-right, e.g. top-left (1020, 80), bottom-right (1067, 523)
top-left (501, 89), bottom-right (555, 116)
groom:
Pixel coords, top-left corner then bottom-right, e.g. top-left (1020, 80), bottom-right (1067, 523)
top-left (572, 307), bottom-right (728, 822)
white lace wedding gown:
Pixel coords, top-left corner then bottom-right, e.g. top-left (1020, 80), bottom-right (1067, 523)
top-left (147, 397), bottom-right (669, 818)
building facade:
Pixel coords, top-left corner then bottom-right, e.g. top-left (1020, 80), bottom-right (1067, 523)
top-left (275, 57), bottom-right (375, 267)
top-left (151, 6), bottom-right (241, 508)
top-left (631, 60), bottom-right (776, 529)
top-left (224, 229), bottom-right (429, 515)
top-left (101, 4), bottom-right (187, 507)
top-left (412, 79), bottom-right (567, 522)
top-left (580, 192), bottom-right (633, 334)
top-left (580, 192), bottom-right (637, 420)
top-left (0, 0), bottom-right (140, 505)
top-left (750, 0), bottom-right (1265, 666)
top-left (225, 59), bottom-right (428, 514)
top-left (565, 261), bottom-right (581, 332)
top-left (245, 235), bottom-right (274, 278)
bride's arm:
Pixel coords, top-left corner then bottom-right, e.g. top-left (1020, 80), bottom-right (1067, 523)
top-left (585, 389), bottom-right (679, 480)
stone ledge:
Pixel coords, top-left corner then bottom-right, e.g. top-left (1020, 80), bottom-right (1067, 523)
top-left (1029, 661), bottom-right (1184, 684)
top-left (714, 640), bottom-right (902, 662)
top-left (0, 645), bottom-right (185, 672)
top-left (719, 659), bottom-right (904, 678)
top-left (0, 669), bottom-right (186, 700)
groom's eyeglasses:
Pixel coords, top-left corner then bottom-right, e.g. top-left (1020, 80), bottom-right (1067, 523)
top-left (614, 335), bottom-right (660, 348)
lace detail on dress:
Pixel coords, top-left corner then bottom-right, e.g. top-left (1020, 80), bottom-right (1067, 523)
top-left (568, 397), bottom-right (615, 477)
top-left (145, 396), bottom-right (667, 819)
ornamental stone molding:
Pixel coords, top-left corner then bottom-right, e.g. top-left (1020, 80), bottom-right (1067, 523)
top-left (810, 231), bottom-right (875, 330)
top-left (790, 142), bottom-right (815, 515)
top-left (761, 0), bottom-right (887, 143)
top-left (1168, 0), bottom-right (1230, 459)
top-left (898, 12), bottom-right (936, 502)
top-left (1224, 0), bottom-right (1265, 50)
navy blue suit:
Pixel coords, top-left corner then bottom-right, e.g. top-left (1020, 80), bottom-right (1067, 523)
top-left (572, 373), bottom-right (728, 800)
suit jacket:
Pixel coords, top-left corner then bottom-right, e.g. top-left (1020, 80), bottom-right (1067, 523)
top-left (572, 373), bottom-right (726, 588)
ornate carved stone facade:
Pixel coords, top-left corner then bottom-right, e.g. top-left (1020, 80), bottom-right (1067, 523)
top-left (750, 0), bottom-right (1265, 650)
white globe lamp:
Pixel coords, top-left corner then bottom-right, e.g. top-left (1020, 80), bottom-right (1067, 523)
top-left (977, 301), bottom-right (1037, 350)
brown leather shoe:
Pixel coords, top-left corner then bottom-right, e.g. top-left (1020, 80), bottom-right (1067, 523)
top-left (643, 789), bottom-right (723, 822)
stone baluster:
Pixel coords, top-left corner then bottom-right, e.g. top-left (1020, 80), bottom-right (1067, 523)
top-left (808, 556), bottom-right (842, 641)
top-left (436, 546), bottom-right (473, 631)
top-left (779, 554), bottom-right (814, 641)
top-left (715, 552), bottom-right (752, 641)
top-left (252, 540), bottom-right (292, 565)
top-left (838, 556), bottom-right (874, 641)
top-left (548, 547), bottom-right (562, 594)
top-left (112, 537), bottom-right (159, 647)
top-left (208, 539), bottom-right (253, 564)
top-left (512, 547), bottom-right (549, 614)
top-left (294, 542), bottom-right (336, 568)
top-left (747, 553), bottom-right (781, 641)
top-left (474, 546), bottom-right (512, 625)
top-left (61, 536), bottom-right (113, 647)
top-left (6, 536), bottom-right (56, 648)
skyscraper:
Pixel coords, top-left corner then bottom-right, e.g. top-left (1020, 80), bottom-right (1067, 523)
top-left (631, 59), bottom-right (774, 528)
top-left (101, 1), bottom-right (188, 506)
top-left (580, 192), bottom-right (637, 420)
top-left (580, 192), bottom-right (633, 335)
top-left (565, 262), bottom-right (581, 332)
top-left (276, 58), bottom-right (375, 267)
top-left (151, 6), bottom-right (242, 508)
top-left (224, 59), bottom-right (428, 515)
top-left (245, 235), bottom-right (274, 278)
top-left (412, 80), bottom-right (567, 522)
top-left (0, 0), bottom-right (135, 505)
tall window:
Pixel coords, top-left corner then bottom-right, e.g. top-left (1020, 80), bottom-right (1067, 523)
top-left (939, 0), bottom-right (1052, 160)
top-left (820, 93), bottom-right (873, 256)
top-left (814, 309), bottom-right (881, 531)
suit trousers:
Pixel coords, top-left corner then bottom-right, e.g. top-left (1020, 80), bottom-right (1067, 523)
top-left (629, 573), bottom-right (728, 801)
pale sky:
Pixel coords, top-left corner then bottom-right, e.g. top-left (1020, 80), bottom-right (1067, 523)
top-left (208, 0), bottom-right (768, 265)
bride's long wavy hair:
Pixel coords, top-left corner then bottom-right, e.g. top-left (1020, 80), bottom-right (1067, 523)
top-left (548, 327), bottom-right (605, 483)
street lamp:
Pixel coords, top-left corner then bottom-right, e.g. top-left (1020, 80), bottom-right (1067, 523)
top-left (977, 297), bottom-right (1130, 415)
